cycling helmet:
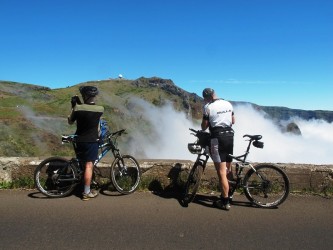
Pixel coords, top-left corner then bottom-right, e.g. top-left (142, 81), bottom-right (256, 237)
top-left (79, 86), bottom-right (99, 97)
top-left (187, 143), bottom-right (202, 154)
top-left (202, 88), bottom-right (214, 98)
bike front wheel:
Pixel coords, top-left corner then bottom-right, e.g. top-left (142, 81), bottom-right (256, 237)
top-left (110, 155), bottom-right (141, 194)
top-left (34, 157), bottom-right (78, 198)
top-left (183, 163), bottom-right (204, 206)
top-left (243, 164), bottom-right (290, 208)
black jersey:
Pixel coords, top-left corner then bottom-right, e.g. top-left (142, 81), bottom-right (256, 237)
top-left (68, 104), bottom-right (104, 143)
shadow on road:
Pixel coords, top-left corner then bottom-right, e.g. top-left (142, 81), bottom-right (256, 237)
top-left (149, 165), bottom-right (257, 209)
top-left (28, 191), bottom-right (51, 199)
top-left (191, 194), bottom-right (254, 208)
top-left (148, 165), bottom-right (187, 207)
top-left (27, 183), bottom-right (126, 199)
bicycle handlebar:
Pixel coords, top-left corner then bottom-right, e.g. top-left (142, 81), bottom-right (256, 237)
top-left (61, 135), bottom-right (77, 143)
top-left (62, 129), bottom-right (127, 143)
top-left (109, 129), bottom-right (126, 137)
top-left (189, 128), bottom-right (198, 134)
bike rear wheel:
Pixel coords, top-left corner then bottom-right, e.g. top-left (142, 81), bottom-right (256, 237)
top-left (183, 163), bottom-right (204, 206)
top-left (34, 157), bottom-right (78, 198)
top-left (243, 164), bottom-right (290, 208)
top-left (110, 155), bottom-right (141, 194)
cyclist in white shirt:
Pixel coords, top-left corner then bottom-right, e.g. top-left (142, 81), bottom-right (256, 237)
top-left (201, 88), bottom-right (235, 210)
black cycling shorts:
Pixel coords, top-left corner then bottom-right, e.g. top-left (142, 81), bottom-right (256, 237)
top-left (210, 134), bottom-right (234, 163)
top-left (75, 142), bottom-right (99, 162)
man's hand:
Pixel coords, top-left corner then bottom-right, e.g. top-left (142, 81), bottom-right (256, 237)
top-left (71, 95), bottom-right (81, 108)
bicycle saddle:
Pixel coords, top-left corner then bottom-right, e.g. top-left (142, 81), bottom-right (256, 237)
top-left (243, 134), bottom-right (262, 140)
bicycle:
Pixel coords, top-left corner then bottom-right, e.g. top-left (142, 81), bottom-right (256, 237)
top-left (183, 128), bottom-right (290, 208)
top-left (34, 129), bottom-right (141, 198)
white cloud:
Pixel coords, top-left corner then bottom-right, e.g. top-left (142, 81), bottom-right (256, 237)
top-left (125, 98), bottom-right (196, 160)
top-left (230, 104), bottom-right (333, 164)
top-left (127, 100), bottom-right (333, 164)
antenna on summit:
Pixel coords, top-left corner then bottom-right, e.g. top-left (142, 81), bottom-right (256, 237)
top-left (118, 74), bottom-right (123, 79)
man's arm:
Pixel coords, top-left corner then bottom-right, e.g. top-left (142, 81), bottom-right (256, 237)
top-left (67, 109), bottom-right (75, 125)
top-left (201, 105), bottom-right (210, 131)
top-left (201, 118), bottom-right (209, 131)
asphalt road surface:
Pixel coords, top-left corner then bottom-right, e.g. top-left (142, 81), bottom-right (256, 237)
top-left (1, 190), bottom-right (332, 250)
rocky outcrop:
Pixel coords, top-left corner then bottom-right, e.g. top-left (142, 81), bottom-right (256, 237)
top-left (286, 122), bottom-right (302, 135)
top-left (132, 77), bottom-right (203, 119)
top-left (132, 77), bottom-right (183, 97)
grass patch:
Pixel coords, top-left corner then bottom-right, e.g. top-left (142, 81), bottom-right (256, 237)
top-left (138, 176), bottom-right (164, 192)
top-left (0, 177), bottom-right (35, 189)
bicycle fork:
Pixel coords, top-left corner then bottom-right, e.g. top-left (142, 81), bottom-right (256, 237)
top-left (114, 150), bottom-right (127, 176)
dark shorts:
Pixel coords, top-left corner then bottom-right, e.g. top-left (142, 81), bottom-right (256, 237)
top-left (75, 142), bottom-right (99, 162)
top-left (210, 134), bottom-right (234, 163)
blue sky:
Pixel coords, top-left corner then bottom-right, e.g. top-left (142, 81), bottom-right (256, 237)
top-left (1, 0), bottom-right (332, 111)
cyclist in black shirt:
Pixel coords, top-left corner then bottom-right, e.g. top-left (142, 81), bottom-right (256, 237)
top-left (201, 88), bottom-right (235, 210)
top-left (68, 86), bottom-right (104, 201)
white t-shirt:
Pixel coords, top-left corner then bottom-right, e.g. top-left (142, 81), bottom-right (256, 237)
top-left (203, 99), bottom-right (233, 128)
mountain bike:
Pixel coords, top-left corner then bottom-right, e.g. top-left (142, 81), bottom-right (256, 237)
top-left (183, 128), bottom-right (290, 208)
top-left (34, 129), bottom-right (141, 198)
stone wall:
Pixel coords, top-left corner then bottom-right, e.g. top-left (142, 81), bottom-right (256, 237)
top-left (1, 157), bottom-right (333, 194)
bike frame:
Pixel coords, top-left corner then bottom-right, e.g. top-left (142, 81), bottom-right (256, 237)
top-left (229, 137), bottom-right (262, 168)
top-left (63, 131), bottom-right (125, 181)
top-left (191, 133), bottom-right (262, 189)
top-left (228, 139), bottom-right (266, 191)
top-left (35, 129), bottom-right (141, 198)
top-left (95, 141), bottom-right (116, 166)
top-left (185, 128), bottom-right (289, 208)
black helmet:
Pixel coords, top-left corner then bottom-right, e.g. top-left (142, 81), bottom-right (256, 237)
top-left (79, 86), bottom-right (99, 97)
top-left (202, 88), bottom-right (214, 98)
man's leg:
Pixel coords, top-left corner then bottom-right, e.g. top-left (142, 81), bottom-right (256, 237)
top-left (214, 161), bottom-right (231, 210)
top-left (82, 161), bottom-right (98, 200)
top-left (215, 161), bottom-right (229, 198)
top-left (226, 162), bottom-right (234, 180)
top-left (84, 161), bottom-right (93, 193)
top-left (211, 137), bottom-right (230, 210)
top-left (226, 162), bottom-right (234, 203)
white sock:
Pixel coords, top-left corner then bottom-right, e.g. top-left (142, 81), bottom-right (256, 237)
top-left (84, 185), bottom-right (90, 194)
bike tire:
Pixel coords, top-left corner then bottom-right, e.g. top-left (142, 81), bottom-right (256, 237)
top-left (183, 163), bottom-right (204, 206)
top-left (110, 155), bottom-right (141, 194)
top-left (243, 164), bottom-right (290, 208)
top-left (34, 157), bottom-right (78, 198)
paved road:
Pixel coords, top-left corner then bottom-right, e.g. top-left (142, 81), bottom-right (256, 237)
top-left (1, 190), bottom-right (332, 250)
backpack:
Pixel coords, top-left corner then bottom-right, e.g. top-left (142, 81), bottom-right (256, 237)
top-left (99, 119), bottom-right (110, 143)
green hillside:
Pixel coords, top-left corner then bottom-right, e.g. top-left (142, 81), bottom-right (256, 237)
top-left (0, 78), bottom-right (203, 157)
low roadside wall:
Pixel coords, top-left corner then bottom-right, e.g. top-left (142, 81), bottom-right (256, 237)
top-left (1, 157), bottom-right (333, 194)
